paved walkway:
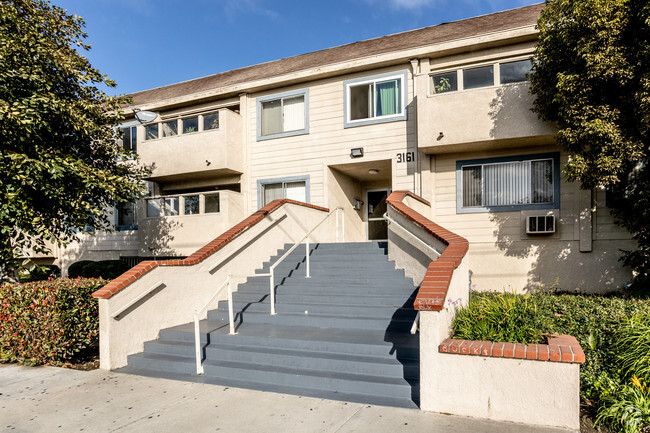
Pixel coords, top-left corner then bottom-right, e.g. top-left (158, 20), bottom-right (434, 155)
top-left (1, 364), bottom-right (575, 433)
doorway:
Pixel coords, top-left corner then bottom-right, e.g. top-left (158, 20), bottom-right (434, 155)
top-left (366, 188), bottom-right (390, 240)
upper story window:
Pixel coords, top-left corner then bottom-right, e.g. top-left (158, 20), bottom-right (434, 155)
top-left (431, 58), bottom-right (532, 95)
top-left (115, 202), bottom-right (137, 230)
top-left (145, 192), bottom-right (220, 218)
top-left (457, 153), bottom-right (560, 213)
top-left (256, 89), bottom-right (309, 141)
top-left (121, 126), bottom-right (137, 153)
top-left (142, 110), bottom-right (222, 141)
top-left (344, 71), bottom-right (408, 128)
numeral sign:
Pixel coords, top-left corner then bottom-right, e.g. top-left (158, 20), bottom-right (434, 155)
top-left (396, 152), bottom-right (415, 163)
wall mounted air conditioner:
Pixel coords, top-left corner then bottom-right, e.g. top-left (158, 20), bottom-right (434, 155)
top-left (526, 215), bottom-right (555, 234)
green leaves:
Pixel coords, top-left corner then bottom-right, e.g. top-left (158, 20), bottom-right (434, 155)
top-left (0, 1), bottom-right (150, 278)
top-left (530, 0), bottom-right (650, 286)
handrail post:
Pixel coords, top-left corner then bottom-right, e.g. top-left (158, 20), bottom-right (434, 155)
top-left (270, 269), bottom-right (277, 315)
top-left (227, 280), bottom-right (236, 335)
top-left (305, 237), bottom-right (311, 278)
top-left (336, 209), bottom-right (340, 243)
top-left (341, 209), bottom-right (345, 242)
top-left (194, 313), bottom-right (203, 375)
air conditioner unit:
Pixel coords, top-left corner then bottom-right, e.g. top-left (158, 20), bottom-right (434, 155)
top-left (526, 215), bottom-right (555, 234)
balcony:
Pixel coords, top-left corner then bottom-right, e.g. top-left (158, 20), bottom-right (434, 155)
top-left (417, 82), bottom-right (556, 153)
top-left (138, 109), bottom-right (243, 182)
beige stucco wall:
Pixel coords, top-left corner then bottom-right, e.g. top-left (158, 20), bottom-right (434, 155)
top-left (99, 202), bottom-right (338, 370)
top-left (138, 191), bottom-right (245, 256)
top-left (138, 108), bottom-right (244, 180)
top-left (429, 146), bottom-right (635, 292)
top-left (245, 65), bottom-right (418, 219)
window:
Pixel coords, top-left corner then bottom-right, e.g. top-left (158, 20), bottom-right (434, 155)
top-left (203, 112), bottom-right (219, 131)
top-left (257, 89), bottom-right (308, 140)
top-left (146, 197), bottom-right (179, 217)
top-left (145, 124), bottom-right (158, 140)
top-left (500, 59), bottom-right (532, 84)
top-left (204, 193), bottom-right (220, 213)
top-left (457, 153), bottom-right (559, 213)
top-left (184, 195), bottom-right (199, 215)
top-left (257, 176), bottom-right (309, 207)
top-left (162, 120), bottom-right (178, 137)
top-left (121, 126), bottom-right (137, 152)
top-left (115, 202), bottom-right (137, 229)
top-left (430, 58), bottom-right (532, 95)
top-left (432, 71), bottom-right (458, 94)
top-left (182, 117), bottom-right (199, 134)
top-left (463, 65), bottom-right (494, 90)
top-left (344, 71), bottom-right (407, 128)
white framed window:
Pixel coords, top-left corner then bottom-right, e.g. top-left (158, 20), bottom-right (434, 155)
top-left (344, 71), bottom-right (408, 128)
top-left (430, 58), bottom-right (532, 95)
top-left (256, 89), bottom-right (309, 140)
top-left (456, 153), bottom-right (560, 213)
top-left (120, 126), bottom-right (137, 152)
top-left (145, 192), bottom-right (221, 218)
top-left (257, 175), bottom-right (309, 208)
top-left (145, 123), bottom-right (158, 140)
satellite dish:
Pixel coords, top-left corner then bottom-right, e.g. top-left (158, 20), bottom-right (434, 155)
top-left (134, 110), bottom-right (158, 124)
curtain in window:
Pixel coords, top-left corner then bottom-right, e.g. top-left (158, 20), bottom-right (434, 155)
top-left (263, 183), bottom-right (284, 205)
top-left (484, 161), bottom-right (530, 206)
top-left (282, 96), bottom-right (305, 132)
top-left (261, 100), bottom-right (282, 136)
top-left (462, 166), bottom-right (482, 207)
top-left (531, 160), bottom-right (553, 203)
top-left (375, 80), bottom-right (400, 116)
top-left (285, 181), bottom-right (306, 202)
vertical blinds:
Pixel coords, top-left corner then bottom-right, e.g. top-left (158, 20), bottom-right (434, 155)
top-left (462, 159), bottom-right (553, 208)
top-left (261, 95), bottom-right (304, 136)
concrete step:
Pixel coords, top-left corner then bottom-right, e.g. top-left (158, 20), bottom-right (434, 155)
top-left (213, 300), bottom-right (416, 319)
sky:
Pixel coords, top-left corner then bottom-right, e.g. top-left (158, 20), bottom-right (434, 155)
top-left (51, 0), bottom-right (541, 96)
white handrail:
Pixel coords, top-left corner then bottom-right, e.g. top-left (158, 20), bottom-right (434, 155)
top-left (383, 212), bottom-right (442, 258)
top-left (266, 207), bottom-right (343, 315)
top-left (194, 276), bottom-right (236, 375)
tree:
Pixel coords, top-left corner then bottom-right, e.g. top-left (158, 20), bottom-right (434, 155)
top-left (530, 0), bottom-right (650, 287)
top-left (0, 0), bottom-right (149, 281)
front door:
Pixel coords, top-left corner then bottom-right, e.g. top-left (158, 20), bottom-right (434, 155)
top-left (366, 189), bottom-right (390, 240)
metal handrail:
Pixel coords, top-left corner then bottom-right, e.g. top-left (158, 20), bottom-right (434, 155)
top-left (383, 212), bottom-right (442, 258)
top-left (194, 276), bottom-right (236, 375)
top-left (261, 207), bottom-right (343, 315)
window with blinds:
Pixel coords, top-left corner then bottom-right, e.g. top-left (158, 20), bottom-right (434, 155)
top-left (458, 155), bottom-right (558, 212)
top-left (260, 180), bottom-right (307, 206)
top-left (257, 90), bottom-right (308, 140)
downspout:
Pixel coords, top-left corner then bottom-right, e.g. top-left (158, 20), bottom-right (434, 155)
top-left (409, 58), bottom-right (421, 196)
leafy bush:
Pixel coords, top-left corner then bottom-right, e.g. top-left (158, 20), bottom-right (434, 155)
top-left (451, 290), bottom-right (650, 431)
top-left (597, 377), bottom-right (650, 433)
top-left (20, 264), bottom-right (61, 282)
top-left (616, 313), bottom-right (650, 382)
top-left (67, 260), bottom-right (93, 279)
top-left (0, 278), bottom-right (105, 365)
top-left (68, 260), bottom-right (129, 279)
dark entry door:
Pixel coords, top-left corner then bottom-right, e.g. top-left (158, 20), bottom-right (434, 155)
top-left (366, 189), bottom-right (389, 240)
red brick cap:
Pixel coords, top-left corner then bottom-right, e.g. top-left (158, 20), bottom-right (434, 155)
top-left (386, 191), bottom-right (469, 311)
top-left (92, 199), bottom-right (329, 299)
top-left (438, 334), bottom-right (585, 364)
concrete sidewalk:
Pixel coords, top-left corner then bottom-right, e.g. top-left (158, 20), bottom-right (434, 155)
top-left (1, 364), bottom-right (576, 433)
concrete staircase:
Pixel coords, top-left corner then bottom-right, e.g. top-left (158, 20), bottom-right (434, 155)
top-left (121, 242), bottom-right (420, 408)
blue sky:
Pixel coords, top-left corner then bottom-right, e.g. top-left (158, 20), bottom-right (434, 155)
top-left (51, 0), bottom-right (541, 96)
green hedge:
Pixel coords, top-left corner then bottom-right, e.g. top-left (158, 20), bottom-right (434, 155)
top-left (0, 278), bottom-right (105, 365)
top-left (67, 260), bottom-right (129, 279)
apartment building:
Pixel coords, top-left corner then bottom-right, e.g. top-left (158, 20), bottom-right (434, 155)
top-left (52, 2), bottom-right (633, 292)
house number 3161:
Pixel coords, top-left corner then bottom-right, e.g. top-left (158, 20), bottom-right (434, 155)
top-left (396, 152), bottom-right (415, 163)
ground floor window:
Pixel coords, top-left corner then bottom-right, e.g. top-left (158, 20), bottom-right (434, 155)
top-left (257, 176), bottom-right (309, 207)
top-left (115, 202), bottom-right (137, 229)
top-left (457, 153), bottom-right (560, 213)
top-left (145, 192), bottom-right (220, 218)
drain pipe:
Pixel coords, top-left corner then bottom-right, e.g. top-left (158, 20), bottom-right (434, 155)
top-left (409, 58), bottom-right (421, 196)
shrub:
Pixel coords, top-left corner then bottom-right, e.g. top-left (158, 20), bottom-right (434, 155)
top-left (20, 264), bottom-right (61, 282)
top-left (616, 312), bottom-right (650, 382)
top-left (0, 278), bottom-right (105, 365)
top-left (597, 376), bottom-right (650, 433)
top-left (67, 260), bottom-right (93, 279)
top-left (80, 260), bottom-right (129, 279)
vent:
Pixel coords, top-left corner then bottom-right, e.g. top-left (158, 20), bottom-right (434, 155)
top-left (526, 215), bottom-right (555, 234)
